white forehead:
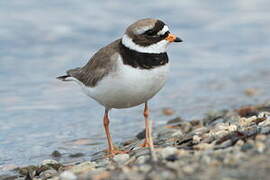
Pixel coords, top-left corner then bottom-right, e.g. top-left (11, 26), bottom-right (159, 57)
top-left (134, 25), bottom-right (169, 35)
top-left (134, 25), bottom-right (154, 35)
top-left (157, 25), bottom-right (169, 35)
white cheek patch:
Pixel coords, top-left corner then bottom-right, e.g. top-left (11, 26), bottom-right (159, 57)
top-left (157, 25), bottom-right (169, 35)
top-left (122, 34), bottom-right (169, 54)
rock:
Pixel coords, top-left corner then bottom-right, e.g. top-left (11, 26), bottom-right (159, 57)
top-left (241, 143), bottom-right (254, 152)
top-left (39, 159), bottom-right (62, 173)
top-left (256, 142), bottom-right (266, 153)
top-left (60, 171), bottom-right (77, 180)
top-left (244, 88), bottom-right (259, 97)
top-left (203, 110), bottom-right (228, 125)
top-left (136, 155), bottom-right (149, 164)
top-left (95, 158), bottom-right (110, 168)
top-left (69, 153), bottom-right (85, 158)
top-left (113, 154), bottom-right (130, 164)
top-left (192, 135), bottom-right (202, 144)
top-left (236, 106), bottom-right (258, 118)
top-left (194, 143), bottom-right (214, 151)
top-left (162, 107), bottom-right (175, 116)
top-left (165, 154), bottom-right (178, 162)
top-left (138, 164), bottom-right (151, 172)
top-left (182, 165), bottom-right (195, 175)
top-left (135, 129), bottom-right (146, 139)
top-left (159, 147), bottom-right (177, 159)
top-left (68, 161), bottom-right (96, 174)
top-left (39, 169), bottom-right (58, 179)
top-left (15, 165), bottom-right (38, 176)
top-left (40, 159), bottom-right (59, 166)
top-left (51, 150), bottom-right (62, 158)
top-left (166, 117), bottom-right (184, 125)
top-left (255, 134), bottom-right (267, 141)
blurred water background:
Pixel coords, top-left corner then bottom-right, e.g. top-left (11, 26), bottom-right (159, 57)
top-left (0, 0), bottom-right (270, 175)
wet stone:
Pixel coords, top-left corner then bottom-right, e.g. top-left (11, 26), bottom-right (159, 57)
top-left (51, 150), bottom-right (62, 158)
top-left (68, 161), bottom-right (96, 174)
top-left (69, 153), bottom-right (85, 158)
top-left (136, 155), bottom-right (150, 164)
top-left (241, 143), bottom-right (254, 152)
top-left (135, 129), bottom-right (146, 140)
top-left (162, 107), bottom-right (175, 116)
top-left (112, 154), bottom-right (130, 164)
top-left (40, 159), bottom-right (60, 166)
top-left (165, 154), bottom-right (178, 162)
top-left (60, 171), bottom-right (77, 180)
top-left (166, 117), bottom-right (184, 125)
top-left (159, 147), bottom-right (178, 159)
top-left (16, 165), bottom-right (38, 176)
top-left (203, 110), bottom-right (228, 125)
top-left (39, 169), bottom-right (58, 179)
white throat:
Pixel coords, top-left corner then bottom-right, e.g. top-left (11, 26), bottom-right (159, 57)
top-left (121, 34), bottom-right (169, 54)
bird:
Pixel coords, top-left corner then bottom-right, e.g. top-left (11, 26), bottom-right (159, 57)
top-left (57, 18), bottom-right (182, 156)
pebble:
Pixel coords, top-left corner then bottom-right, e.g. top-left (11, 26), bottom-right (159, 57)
top-left (96, 158), bottom-right (110, 168)
top-left (159, 147), bottom-right (177, 159)
top-left (51, 150), bottom-right (62, 158)
top-left (241, 143), bottom-right (254, 152)
top-left (39, 169), bottom-right (58, 179)
top-left (256, 141), bottom-right (266, 153)
top-left (69, 161), bottom-right (96, 174)
top-left (113, 154), bottom-right (130, 164)
top-left (194, 143), bottom-right (214, 151)
top-left (182, 166), bottom-right (194, 175)
top-left (192, 135), bottom-right (202, 144)
top-left (69, 153), bottom-right (85, 158)
top-left (166, 117), bottom-right (183, 125)
top-left (136, 155), bottom-right (149, 164)
top-left (244, 88), bottom-right (259, 96)
top-left (60, 171), bottom-right (77, 180)
top-left (255, 134), bottom-right (267, 141)
top-left (162, 107), bottom-right (175, 116)
top-left (165, 154), bottom-right (178, 162)
top-left (40, 159), bottom-right (59, 166)
top-left (138, 164), bottom-right (151, 172)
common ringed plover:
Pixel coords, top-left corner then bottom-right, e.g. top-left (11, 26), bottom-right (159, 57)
top-left (57, 18), bottom-right (182, 156)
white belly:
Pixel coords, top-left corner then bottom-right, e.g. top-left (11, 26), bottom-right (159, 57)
top-left (79, 56), bottom-right (169, 109)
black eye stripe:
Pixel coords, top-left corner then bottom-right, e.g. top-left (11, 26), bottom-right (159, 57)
top-left (144, 29), bottom-right (156, 36)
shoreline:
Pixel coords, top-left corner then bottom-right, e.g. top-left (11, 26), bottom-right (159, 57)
top-left (2, 102), bottom-right (270, 180)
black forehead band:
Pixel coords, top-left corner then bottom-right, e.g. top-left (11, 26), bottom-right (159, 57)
top-left (153, 20), bottom-right (165, 32)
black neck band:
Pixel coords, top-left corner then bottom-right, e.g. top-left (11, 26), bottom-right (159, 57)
top-left (119, 41), bottom-right (168, 69)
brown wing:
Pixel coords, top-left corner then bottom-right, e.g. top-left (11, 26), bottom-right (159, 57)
top-left (67, 39), bottom-right (121, 87)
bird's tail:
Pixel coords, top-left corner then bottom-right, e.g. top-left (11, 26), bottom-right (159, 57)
top-left (56, 75), bottom-right (71, 81)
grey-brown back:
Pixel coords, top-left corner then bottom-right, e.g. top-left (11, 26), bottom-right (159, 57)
top-left (66, 39), bottom-right (121, 87)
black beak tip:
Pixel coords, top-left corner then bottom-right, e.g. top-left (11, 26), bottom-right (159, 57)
top-left (174, 37), bottom-right (183, 42)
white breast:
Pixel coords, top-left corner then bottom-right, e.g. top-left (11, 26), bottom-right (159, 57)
top-left (79, 55), bottom-right (169, 109)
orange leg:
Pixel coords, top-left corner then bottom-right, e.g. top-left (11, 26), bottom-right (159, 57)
top-left (103, 109), bottom-right (128, 157)
top-left (141, 102), bottom-right (154, 149)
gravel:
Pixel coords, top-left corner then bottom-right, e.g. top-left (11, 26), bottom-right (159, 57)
top-left (5, 102), bottom-right (270, 180)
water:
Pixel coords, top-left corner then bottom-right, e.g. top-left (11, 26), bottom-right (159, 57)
top-left (1, 0), bottom-right (270, 174)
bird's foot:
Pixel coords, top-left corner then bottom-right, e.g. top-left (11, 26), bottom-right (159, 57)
top-left (140, 141), bottom-right (151, 148)
top-left (140, 140), bottom-right (156, 148)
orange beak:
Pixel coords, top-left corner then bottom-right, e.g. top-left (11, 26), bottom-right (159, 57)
top-left (165, 33), bottom-right (183, 43)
